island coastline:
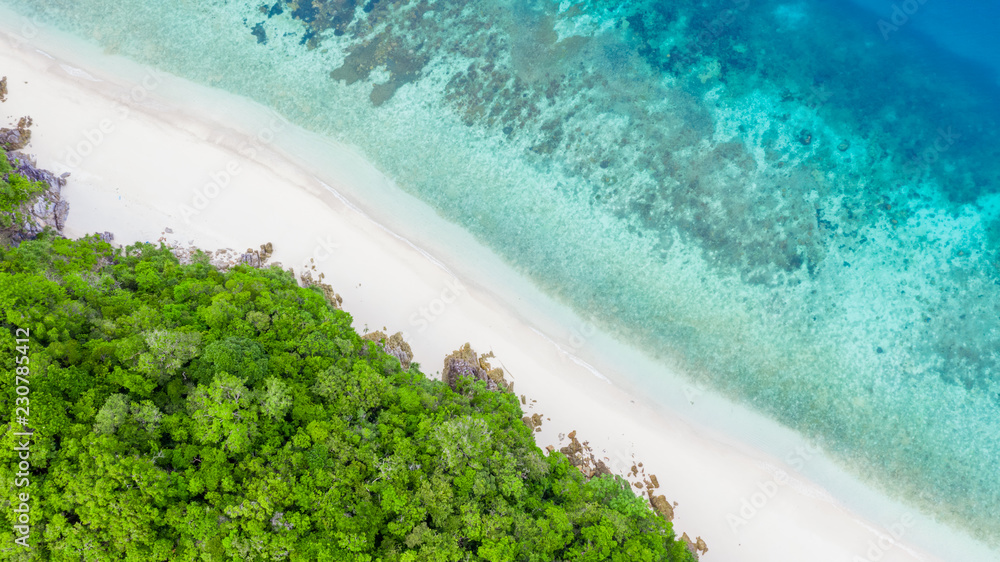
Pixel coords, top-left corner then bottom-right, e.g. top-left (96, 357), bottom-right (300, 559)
top-left (1, 15), bottom-right (995, 561)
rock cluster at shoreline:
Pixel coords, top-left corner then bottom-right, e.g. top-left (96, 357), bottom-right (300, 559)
top-left (362, 330), bottom-right (414, 369)
top-left (681, 532), bottom-right (709, 559)
top-left (163, 238), bottom-right (347, 312)
top-left (439, 341), bottom-right (703, 549)
top-left (0, 80), bottom-right (33, 150)
top-left (165, 239), bottom-right (277, 272)
top-left (298, 259), bottom-right (344, 309)
top-left (0, 116), bottom-right (33, 151)
top-left (0, 96), bottom-right (69, 243)
top-left (551, 428), bottom-right (709, 557)
top-left (1, 150), bottom-right (70, 243)
top-left (557, 430), bottom-right (612, 479)
top-left (442, 343), bottom-right (512, 392)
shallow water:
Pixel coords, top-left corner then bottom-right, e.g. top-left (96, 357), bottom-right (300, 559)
top-left (4, 0), bottom-right (999, 548)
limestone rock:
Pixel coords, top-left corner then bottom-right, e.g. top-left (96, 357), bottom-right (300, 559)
top-left (53, 200), bottom-right (68, 230)
top-left (0, 117), bottom-right (33, 151)
top-left (442, 343), bottom-right (511, 392)
top-left (299, 269), bottom-right (343, 308)
top-left (558, 430), bottom-right (611, 478)
top-left (679, 532), bottom-right (709, 559)
top-left (168, 243), bottom-right (276, 272)
top-left (362, 330), bottom-right (414, 369)
top-left (298, 250), bottom-right (343, 308)
top-left (648, 493), bottom-right (675, 521)
top-left (3, 150), bottom-right (70, 243)
top-left (522, 412), bottom-right (543, 431)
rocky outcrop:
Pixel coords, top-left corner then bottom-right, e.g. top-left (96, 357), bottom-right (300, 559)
top-left (172, 241), bottom-right (342, 308)
top-left (442, 343), bottom-right (511, 392)
top-left (648, 493), bottom-right (676, 521)
top-left (168, 241), bottom-right (278, 272)
top-left (363, 331), bottom-right (414, 369)
top-left (240, 242), bottom-right (273, 267)
top-left (0, 116), bottom-right (33, 151)
top-left (2, 151), bottom-right (70, 243)
top-left (522, 412), bottom-right (543, 432)
top-left (680, 532), bottom-right (709, 559)
top-left (298, 257), bottom-right (343, 309)
top-left (557, 430), bottom-right (612, 478)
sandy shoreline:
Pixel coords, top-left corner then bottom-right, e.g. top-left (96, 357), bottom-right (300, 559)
top-left (1, 14), bottom-right (994, 562)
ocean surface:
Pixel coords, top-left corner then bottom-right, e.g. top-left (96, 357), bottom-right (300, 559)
top-left (3, 0), bottom-right (999, 550)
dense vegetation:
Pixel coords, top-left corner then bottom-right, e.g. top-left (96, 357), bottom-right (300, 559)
top-left (0, 150), bottom-right (47, 232)
top-left (0, 232), bottom-right (694, 561)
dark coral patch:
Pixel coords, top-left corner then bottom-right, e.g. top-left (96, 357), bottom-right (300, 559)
top-left (251, 22), bottom-right (267, 44)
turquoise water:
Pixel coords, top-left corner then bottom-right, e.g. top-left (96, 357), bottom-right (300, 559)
top-left (4, 0), bottom-right (1000, 548)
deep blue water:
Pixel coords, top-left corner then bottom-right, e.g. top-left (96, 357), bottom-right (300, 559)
top-left (846, 0), bottom-right (1000, 81)
top-left (3, 0), bottom-right (999, 549)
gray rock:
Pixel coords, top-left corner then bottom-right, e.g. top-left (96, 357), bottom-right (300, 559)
top-left (0, 117), bottom-right (32, 151)
top-left (3, 149), bottom-right (70, 242)
top-left (31, 197), bottom-right (49, 217)
top-left (53, 200), bottom-right (69, 230)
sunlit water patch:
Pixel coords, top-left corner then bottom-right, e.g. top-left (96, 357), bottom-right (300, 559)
top-left (4, 0), bottom-right (999, 546)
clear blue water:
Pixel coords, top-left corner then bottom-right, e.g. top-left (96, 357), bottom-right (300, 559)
top-left (847, 0), bottom-right (1000, 81)
top-left (3, 0), bottom-right (999, 548)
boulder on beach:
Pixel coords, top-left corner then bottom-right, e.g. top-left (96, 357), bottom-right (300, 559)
top-left (680, 532), bottom-right (709, 559)
top-left (0, 116), bottom-right (33, 151)
top-left (442, 343), bottom-right (511, 392)
top-left (363, 330), bottom-right (414, 370)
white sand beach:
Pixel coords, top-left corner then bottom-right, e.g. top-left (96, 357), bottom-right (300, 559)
top-left (2, 13), bottom-right (995, 562)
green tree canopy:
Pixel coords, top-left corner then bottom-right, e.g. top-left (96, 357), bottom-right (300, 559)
top-left (0, 234), bottom-right (695, 561)
top-left (0, 149), bottom-right (48, 231)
